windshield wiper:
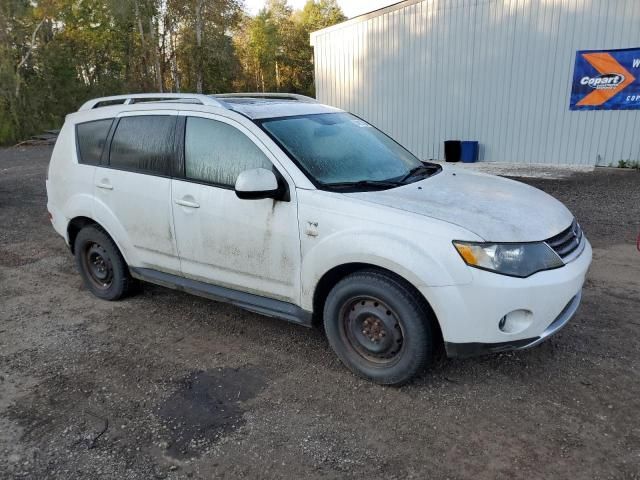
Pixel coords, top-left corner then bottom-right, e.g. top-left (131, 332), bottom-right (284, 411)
top-left (324, 179), bottom-right (403, 190)
top-left (398, 164), bottom-right (434, 183)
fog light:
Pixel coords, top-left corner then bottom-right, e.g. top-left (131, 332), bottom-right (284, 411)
top-left (498, 309), bottom-right (533, 334)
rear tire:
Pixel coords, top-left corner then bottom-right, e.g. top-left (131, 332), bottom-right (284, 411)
top-left (74, 225), bottom-right (135, 301)
top-left (323, 270), bottom-right (433, 385)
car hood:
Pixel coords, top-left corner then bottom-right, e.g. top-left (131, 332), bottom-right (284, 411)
top-left (344, 165), bottom-right (574, 242)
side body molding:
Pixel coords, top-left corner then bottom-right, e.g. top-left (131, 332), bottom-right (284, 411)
top-left (130, 268), bottom-right (313, 326)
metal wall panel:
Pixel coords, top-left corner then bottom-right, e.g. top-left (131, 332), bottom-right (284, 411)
top-left (311, 0), bottom-right (640, 165)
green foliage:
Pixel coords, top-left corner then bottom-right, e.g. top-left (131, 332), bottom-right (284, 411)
top-left (618, 159), bottom-right (640, 170)
top-left (168, 0), bottom-right (242, 93)
top-left (0, 0), bottom-right (346, 145)
top-left (233, 0), bottom-right (345, 95)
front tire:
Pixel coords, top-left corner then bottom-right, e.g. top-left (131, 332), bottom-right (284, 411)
top-left (323, 270), bottom-right (433, 385)
top-left (74, 225), bottom-right (134, 301)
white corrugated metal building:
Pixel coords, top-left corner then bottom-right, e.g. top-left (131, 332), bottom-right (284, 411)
top-left (310, 0), bottom-right (640, 165)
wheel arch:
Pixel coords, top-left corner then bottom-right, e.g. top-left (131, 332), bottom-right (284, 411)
top-left (67, 216), bottom-right (97, 253)
top-left (66, 216), bottom-right (132, 267)
top-left (311, 262), bottom-right (444, 349)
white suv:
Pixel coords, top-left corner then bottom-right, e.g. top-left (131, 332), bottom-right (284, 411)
top-left (46, 93), bottom-right (592, 385)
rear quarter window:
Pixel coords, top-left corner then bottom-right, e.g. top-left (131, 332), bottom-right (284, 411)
top-left (76, 119), bottom-right (113, 165)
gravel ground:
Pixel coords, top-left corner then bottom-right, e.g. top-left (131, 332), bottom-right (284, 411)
top-left (1, 146), bottom-right (639, 479)
top-left (438, 161), bottom-right (595, 179)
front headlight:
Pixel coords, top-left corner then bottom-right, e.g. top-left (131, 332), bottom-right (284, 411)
top-left (453, 241), bottom-right (564, 278)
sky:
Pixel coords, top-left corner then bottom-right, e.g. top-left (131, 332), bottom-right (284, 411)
top-left (244, 0), bottom-right (400, 18)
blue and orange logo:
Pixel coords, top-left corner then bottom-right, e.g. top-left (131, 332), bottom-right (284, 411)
top-left (570, 48), bottom-right (640, 111)
top-left (577, 53), bottom-right (635, 107)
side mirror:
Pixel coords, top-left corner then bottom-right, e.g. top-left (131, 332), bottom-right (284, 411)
top-left (235, 168), bottom-right (280, 200)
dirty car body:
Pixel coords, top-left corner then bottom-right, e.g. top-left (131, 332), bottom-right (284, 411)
top-left (46, 93), bottom-right (592, 385)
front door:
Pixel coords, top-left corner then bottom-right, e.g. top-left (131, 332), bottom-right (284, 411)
top-left (171, 114), bottom-right (301, 303)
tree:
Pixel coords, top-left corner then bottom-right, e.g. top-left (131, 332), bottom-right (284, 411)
top-left (291, 0), bottom-right (345, 95)
top-left (245, 10), bottom-right (278, 91)
top-left (1, 0), bottom-right (60, 142)
top-left (0, 0), bottom-right (345, 145)
top-left (168, 0), bottom-right (241, 93)
top-left (233, 0), bottom-right (344, 95)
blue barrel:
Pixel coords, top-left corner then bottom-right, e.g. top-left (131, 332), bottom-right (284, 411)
top-left (461, 141), bottom-right (479, 163)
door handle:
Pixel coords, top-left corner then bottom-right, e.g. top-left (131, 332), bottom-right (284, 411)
top-left (175, 198), bottom-right (200, 209)
top-left (96, 180), bottom-right (113, 190)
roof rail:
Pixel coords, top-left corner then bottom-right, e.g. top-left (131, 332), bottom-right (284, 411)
top-left (78, 93), bottom-right (226, 111)
top-left (213, 93), bottom-right (318, 103)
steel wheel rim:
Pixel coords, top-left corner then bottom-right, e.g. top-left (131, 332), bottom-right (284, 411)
top-left (82, 242), bottom-right (113, 290)
top-left (339, 296), bottom-right (405, 366)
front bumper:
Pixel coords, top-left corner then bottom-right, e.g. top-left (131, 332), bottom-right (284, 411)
top-left (420, 239), bottom-right (592, 357)
top-left (444, 290), bottom-right (582, 358)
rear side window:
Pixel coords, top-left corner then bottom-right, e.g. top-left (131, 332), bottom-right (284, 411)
top-left (109, 115), bottom-right (175, 175)
top-left (76, 119), bottom-right (113, 165)
top-left (184, 117), bottom-right (271, 187)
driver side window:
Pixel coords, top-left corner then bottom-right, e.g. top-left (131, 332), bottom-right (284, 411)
top-left (184, 117), bottom-right (272, 187)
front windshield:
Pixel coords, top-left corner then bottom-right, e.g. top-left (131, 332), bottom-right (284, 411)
top-left (261, 113), bottom-right (423, 186)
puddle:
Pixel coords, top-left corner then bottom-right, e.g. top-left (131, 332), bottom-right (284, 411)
top-left (158, 367), bottom-right (266, 459)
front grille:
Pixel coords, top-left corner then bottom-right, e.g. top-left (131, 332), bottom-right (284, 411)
top-left (546, 219), bottom-right (583, 259)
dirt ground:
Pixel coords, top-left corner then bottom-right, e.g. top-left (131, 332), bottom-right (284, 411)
top-left (1, 145), bottom-right (639, 479)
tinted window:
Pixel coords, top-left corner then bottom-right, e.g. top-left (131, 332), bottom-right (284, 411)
top-left (109, 116), bottom-right (175, 175)
top-left (76, 119), bottom-right (113, 165)
top-left (184, 117), bottom-right (271, 187)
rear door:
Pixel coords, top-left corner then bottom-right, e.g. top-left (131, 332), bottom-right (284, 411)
top-left (170, 113), bottom-right (301, 303)
top-left (94, 111), bottom-right (181, 274)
